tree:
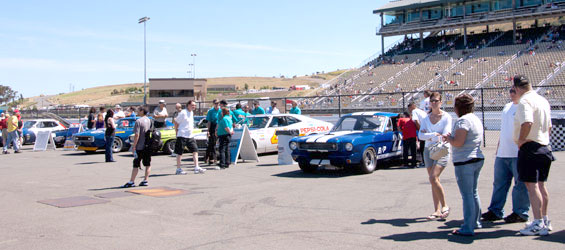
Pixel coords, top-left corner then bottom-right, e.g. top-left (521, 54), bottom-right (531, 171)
top-left (0, 85), bottom-right (17, 106)
top-left (244, 83), bottom-right (249, 91)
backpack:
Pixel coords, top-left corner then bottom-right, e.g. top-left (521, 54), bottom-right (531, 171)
top-left (18, 119), bottom-right (23, 129)
top-left (144, 120), bottom-right (161, 152)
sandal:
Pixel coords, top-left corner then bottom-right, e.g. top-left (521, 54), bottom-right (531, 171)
top-left (441, 207), bottom-right (451, 219)
top-left (427, 214), bottom-right (442, 220)
top-left (451, 229), bottom-right (473, 236)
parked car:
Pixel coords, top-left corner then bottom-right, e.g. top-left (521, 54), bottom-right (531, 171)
top-left (73, 117), bottom-right (173, 153)
top-left (23, 119), bottom-right (68, 145)
top-left (126, 116), bottom-right (207, 155)
top-left (194, 114), bottom-right (334, 154)
top-left (290, 112), bottom-right (403, 174)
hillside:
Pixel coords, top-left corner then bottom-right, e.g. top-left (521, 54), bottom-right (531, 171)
top-left (21, 70), bottom-right (348, 107)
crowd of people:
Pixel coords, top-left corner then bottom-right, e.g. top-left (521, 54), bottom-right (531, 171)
top-left (395, 75), bottom-right (554, 236)
top-left (0, 109), bottom-right (23, 154)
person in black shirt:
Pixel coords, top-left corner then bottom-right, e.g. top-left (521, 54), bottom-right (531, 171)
top-left (104, 109), bottom-right (116, 162)
top-left (87, 107), bottom-right (96, 130)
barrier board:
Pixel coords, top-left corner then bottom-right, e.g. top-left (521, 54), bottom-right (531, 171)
top-left (229, 125), bottom-right (259, 165)
top-left (33, 131), bottom-right (56, 151)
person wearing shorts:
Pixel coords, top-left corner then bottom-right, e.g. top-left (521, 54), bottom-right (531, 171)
top-left (122, 106), bottom-right (152, 188)
top-left (418, 92), bottom-right (452, 220)
top-left (174, 100), bottom-right (205, 175)
top-left (512, 75), bottom-right (554, 236)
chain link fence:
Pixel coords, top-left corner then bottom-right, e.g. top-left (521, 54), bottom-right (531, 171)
top-left (13, 86), bottom-right (565, 147)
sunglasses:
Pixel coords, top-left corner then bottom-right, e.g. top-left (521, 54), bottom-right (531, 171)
top-left (430, 99), bottom-right (441, 103)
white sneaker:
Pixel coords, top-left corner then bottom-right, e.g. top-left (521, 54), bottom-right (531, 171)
top-left (194, 167), bottom-right (206, 174)
top-left (214, 166), bottom-right (221, 170)
top-left (175, 168), bottom-right (187, 175)
top-left (170, 153), bottom-right (177, 157)
top-left (520, 221), bottom-right (548, 236)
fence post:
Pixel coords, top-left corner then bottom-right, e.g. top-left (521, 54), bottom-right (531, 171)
top-left (402, 92), bottom-right (405, 111)
top-left (284, 98), bottom-right (287, 113)
top-left (78, 108), bottom-right (81, 124)
top-left (481, 88), bottom-right (486, 147)
top-left (199, 102), bottom-right (202, 116)
top-left (338, 95), bottom-right (342, 118)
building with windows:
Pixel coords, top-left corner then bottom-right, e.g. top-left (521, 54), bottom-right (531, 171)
top-left (148, 78), bottom-right (207, 111)
top-left (374, 0), bottom-right (565, 56)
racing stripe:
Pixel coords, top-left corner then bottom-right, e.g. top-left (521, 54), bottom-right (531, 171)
top-left (306, 133), bottom-right (328, 143)
top-left (315, 131), bottom-right (358, 143)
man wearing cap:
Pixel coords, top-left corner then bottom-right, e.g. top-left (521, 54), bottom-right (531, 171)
top-left (512, 75), bottom-right (554, 236)
top-left (153, 100), bottom-right (168, 128)
top-left (2, 110), bottom-right (20, 154)
top-left (113, 105), bottom-right (126, 120)
top-left (0, 112), bottom-right (7, 147)
top-left (205, 99), bottom-right (220, 164)
top-left (251, 101), bottom-right (265, 115)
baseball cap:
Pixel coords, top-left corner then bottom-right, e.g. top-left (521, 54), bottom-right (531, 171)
top-left (513, 75), bottom-right (529, 87)
top-left (159, 100), bottom-right (166, 104)
top-left (115, 104), bottom-right (121, 109)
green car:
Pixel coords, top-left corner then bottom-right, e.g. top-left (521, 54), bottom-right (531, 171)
top-left (127, 117), bottom-right (208, 155)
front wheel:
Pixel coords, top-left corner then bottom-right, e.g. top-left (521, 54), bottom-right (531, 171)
top-left (163, 139), bottom-right (176, 155)
top-left (358, 147), bottom-right (377, 174)
top-left (112, 138), bottom-right (123, 153)
top-left (299, 161), bottom-right (317, 173)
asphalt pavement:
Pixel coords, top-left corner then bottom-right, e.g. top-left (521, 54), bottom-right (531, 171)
top-left (0, 145), bottom-right (563, 249)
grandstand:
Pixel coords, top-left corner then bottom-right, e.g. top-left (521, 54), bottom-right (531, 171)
top-left (303, 0), bottom-right (565, 110)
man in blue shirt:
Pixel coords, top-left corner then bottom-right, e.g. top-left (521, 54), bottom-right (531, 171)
top-left (233, 103), bottom-right (247, 124)
top-left (205, 99), bottom-right (220, 164)
top-left (251, 101), bottom-right (265, 115)
top-left (217, 100), bottom-right (237, 125)
top-left (289, 101), bottom-right (301, 114)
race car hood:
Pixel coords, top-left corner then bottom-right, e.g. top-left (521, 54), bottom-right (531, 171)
top-left (293, 130), bottom-right (380, 144)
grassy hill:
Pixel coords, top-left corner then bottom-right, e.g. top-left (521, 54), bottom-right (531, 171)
top-left (22, 70), bottom-right (348, 107)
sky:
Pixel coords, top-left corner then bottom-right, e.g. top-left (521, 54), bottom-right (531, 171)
top-left (1, 0), bottom-right (393, 98)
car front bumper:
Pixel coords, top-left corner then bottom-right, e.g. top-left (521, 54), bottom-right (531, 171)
top-left (291, 150), bottom-right (362, 167)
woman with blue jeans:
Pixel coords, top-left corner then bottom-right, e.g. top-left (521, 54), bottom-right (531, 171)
top-left (217, 107), bottom-right (234, 169)
top-left (104, 109), bottom-right (116, 162)
top-left (443, 94), bottom-right (485, 236)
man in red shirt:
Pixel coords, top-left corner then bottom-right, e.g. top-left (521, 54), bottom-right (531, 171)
top-left (0, 112), bottom-right (6, 147)
top-left (398, 112), bottom-right (418, 168)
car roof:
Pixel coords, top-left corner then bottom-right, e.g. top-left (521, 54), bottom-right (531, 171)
top-left (25, 119), bottom-right (59, 122)
top-left (343, 112), bottom-right (398, 117)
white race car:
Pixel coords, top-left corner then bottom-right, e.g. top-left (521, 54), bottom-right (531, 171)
top-left (195, 114), bottom-right (334, 154)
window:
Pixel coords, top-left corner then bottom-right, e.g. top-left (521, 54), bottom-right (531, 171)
top-left (286, 116), bottom-right (300, 125)
top-left (149, 89), bottom-right (194, 98)
top-left (333, 116), bottom-right (387, 132)
top-left (269, 117), bottom-right (288, 128)
top-left (24, 121), bottom-right (37, 129)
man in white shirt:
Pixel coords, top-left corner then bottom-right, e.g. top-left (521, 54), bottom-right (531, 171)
top-left (153, 100), bottom-right (168, 128)
top-left (408, 101), bottom-right (428, 167)
top-left (482, 88), bottom-right (530, 223)
top-left (512, 75), bottom-right (554, 236)
top-left (419, 90), bottom-right (431, 112)
top-left (113, 105), bottom-right (126, 120)
top-left (266, 101), bottom-right (280, 114)
top-left (173, 100), bottom-right (205, 175)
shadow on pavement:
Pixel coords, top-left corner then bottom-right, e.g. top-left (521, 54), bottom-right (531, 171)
top-left (381, 229), bottom-right (519, 244)
top-left (361, 218), bottom-right (428, 227)
top-left (439, 220), bottom-right (502, 230)
top-left (272, 169), bottom-right (358, 178)
top-left (88, 186), bottom-right (126, 191)
top-left (75, 162), bottom-right (101, 165)
top-left (534, 229), bottom-right (565, 244)
top-left (148, 174), bottom-right (176, 178)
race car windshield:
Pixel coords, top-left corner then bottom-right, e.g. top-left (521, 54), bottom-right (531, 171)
top-left (117, 119), bottom-right (134, 129)
top-left (24, 121), bottom-right (37, 129)
top-left (244, 116), bottom-right (269, 129)
top-left (332, 115), bottom-right (387, 132)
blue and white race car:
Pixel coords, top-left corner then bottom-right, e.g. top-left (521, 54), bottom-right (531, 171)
top-left (289, 112), bottom-right (403, 174)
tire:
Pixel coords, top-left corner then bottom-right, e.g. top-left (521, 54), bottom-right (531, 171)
top-left (112, 138), bottom-right (123, 153)
top-left (299, 161), bottom-right (317, 173)
top-left (163, 139), bottom-right (176, 155)
top-left (358, 147), bottom-right (377, 174)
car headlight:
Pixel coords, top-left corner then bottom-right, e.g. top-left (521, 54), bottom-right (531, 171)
top-left (345, 143), bottom-right (353, 151)
top-left (289, 141), bottom-right (297, 150)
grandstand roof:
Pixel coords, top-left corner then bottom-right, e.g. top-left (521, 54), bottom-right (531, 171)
top-left (374, 0), bottom-right (441, 13)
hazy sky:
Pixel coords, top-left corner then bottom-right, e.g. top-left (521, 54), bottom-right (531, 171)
top-left (1, 0), bottom-right (393, 97)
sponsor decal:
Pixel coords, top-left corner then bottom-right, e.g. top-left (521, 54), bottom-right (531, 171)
top-left (299, 126), bottom-right (330, 134)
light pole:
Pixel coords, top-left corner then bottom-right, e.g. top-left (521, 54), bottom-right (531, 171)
top-left (190, 53), bottom-right (197, 78)
top-left (138, 16), bottom-right (150, 105)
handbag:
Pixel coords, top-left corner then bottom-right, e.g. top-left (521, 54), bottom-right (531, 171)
top-left (429, 141), bottom-right (449, 161)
